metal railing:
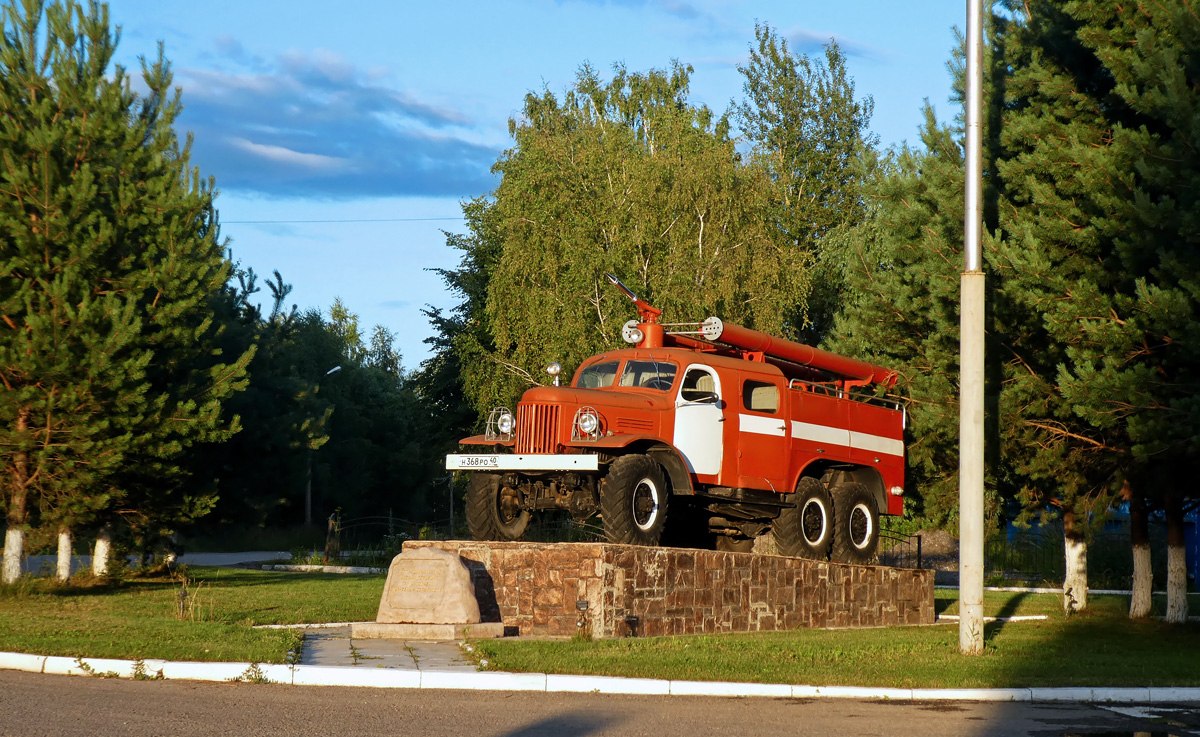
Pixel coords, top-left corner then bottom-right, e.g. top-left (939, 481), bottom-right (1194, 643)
top-left (877, 528), bottom-right (923, 569)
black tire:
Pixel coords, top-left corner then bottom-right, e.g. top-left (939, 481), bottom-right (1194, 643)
top-left (601, 455), bottom-right (669, 545)
top-left (715, 535), bottom-right (754, 553)
top-left (465, 473), bottom-right (530, 541)
top-left (831, 482), bottom-right (879, 564)
top-left (773, 477), bottom-right (833, 559)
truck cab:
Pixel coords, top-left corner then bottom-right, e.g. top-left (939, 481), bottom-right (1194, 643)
top-left (447, 277), bottom-right (905, 563)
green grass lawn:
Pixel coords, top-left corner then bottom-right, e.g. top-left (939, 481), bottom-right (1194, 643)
top-left (472, 590), bottom-right (1200, 688)
top-left (0, 566), bottom-right (384, 663)
top-left (3, 567), bottom-right (1198, 688)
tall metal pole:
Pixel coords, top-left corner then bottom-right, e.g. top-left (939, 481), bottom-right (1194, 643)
top-left (959, 0), bottom-right (986, 655)
top-left (306, 365), bottom-right (342, 527)
top-left (448, 475), bottom-right (455, 538)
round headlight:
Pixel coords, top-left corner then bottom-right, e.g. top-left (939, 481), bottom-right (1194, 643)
top-left (497, 413), bottom-right (515, 435)
top-left (577, 413), bottom-right (599, 435)
top-left (545, 362), bottom-right (562, 377)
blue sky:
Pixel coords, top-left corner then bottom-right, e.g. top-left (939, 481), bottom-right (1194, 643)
top-left (104, 0), bottom-right (965, 367)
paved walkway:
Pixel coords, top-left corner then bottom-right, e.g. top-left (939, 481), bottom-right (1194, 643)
top-left (299, 626), bottom-right (476, 672)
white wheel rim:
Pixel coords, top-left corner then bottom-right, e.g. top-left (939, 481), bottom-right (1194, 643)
top-left (633, 478), bottom-right (661, 531)
top-left (801, 499), bottom-right (827, 545)
top-left (849, 502), bottom-right (874, 550)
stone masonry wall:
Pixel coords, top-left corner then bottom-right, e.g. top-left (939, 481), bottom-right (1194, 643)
top-left (403, 540), bottom-right (935, 639)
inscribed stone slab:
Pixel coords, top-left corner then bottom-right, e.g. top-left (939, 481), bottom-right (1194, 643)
top-left (376, 547), bottom-right (481, 624)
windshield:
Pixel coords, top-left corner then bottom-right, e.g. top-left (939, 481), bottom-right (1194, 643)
top-left (618, 360), bottom-right (678, 391)
top-left (576, 361), bottom-right (619, 389)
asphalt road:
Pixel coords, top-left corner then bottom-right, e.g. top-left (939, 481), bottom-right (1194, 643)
top-left (3, 671), bottom-right (1199, 737)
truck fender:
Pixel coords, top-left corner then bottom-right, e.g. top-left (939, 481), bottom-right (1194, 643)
top-left (819, 465), bottom-right (887, 512)
top-left (570, 436), bottom-right (694, 496)
top-left (645, 443), bottom-right (695, 497)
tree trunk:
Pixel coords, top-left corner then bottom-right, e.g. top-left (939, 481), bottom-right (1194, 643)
top-left (92, 528), bottom-right (112, 577)
top-left (2, 527), bottom-right (23, 584)
top-left (1129, 491), bottom-right (1153, 619)
top-left (56, 527), bottom-right (73, 582)
top-left (1063, 509), bottom-right (1088, 614)
top-left (3, 409), bottom-right (31, 584)
top-left (1165, 494), bottom-right (1189, 624)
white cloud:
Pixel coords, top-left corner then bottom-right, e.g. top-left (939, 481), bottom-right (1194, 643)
top-left (172, 39), bottom-right (500, 199)
top-left (785, 26), bottom-right (889, 62)
top-left (228, 138), bottom-right (348, 171)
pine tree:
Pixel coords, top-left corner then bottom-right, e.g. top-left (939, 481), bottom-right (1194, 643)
top-left (832, 1), bottom-right (1200, 618)
top-left (1002, 0), bottom-right (1200, 621)
top-left (0, 0), bottom-right (251, 580)
top-left (824, 112), bottom-right (1005, 529)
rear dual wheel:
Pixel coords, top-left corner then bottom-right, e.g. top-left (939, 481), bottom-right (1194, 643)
top-left (831, 482), bottom-right (880, 564)
top-left (715, 535), bottom-right (754, 553)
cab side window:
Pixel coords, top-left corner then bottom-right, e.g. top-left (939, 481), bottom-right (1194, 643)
top-left (742, 380), bottom-right (778, 414)
top-left (680, 368), bottom-right (718, 402)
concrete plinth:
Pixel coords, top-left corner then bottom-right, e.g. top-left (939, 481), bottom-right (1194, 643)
top-left (350, 622), bottom-right (506, 640)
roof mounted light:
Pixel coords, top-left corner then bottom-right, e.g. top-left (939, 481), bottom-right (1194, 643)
top-left (622, 320), bottom-right (644, 345)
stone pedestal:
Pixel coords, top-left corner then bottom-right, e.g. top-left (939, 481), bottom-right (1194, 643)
top-left (350, 547), bottom-right (505, 641)
top-left (403, 540), bottom-right (937, 639)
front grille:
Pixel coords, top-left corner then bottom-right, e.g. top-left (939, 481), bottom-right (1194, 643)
top-left (517, 404), bottom-right (561, 454)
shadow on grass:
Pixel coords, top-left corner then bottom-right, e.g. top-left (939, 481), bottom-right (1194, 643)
top-left (0, 567), bottom-right (383, 604)
top-left (1002, 611), bottom-right (1200, 687)
top-left (934, 596), bottom-right (954, 615)
top-left (0, 577), bottom-right (177, 599)
top-left (983, 590), bottom-right (1030, 642)
top-left (187, 568), bottom-right (384, 588)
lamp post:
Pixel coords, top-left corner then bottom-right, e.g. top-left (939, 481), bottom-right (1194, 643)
top-left (447, 474), bottom-right (455, 538)
top-left (306, 365), bottom-right (342, 527)
top-left (959, 0), bottom-right (986, 655)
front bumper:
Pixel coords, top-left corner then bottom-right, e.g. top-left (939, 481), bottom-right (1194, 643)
top-left (445, 454), bottom-right (600, 472)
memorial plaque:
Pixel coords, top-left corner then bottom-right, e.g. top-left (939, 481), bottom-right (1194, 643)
top-left (375, 547), bottom-right (482, 625)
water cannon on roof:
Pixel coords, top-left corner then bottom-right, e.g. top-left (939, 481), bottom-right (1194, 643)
top-left (606, 273), bottom-right (897, 388)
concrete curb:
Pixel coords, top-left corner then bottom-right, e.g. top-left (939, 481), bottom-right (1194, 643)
top-left (2, 651), bottom-right (1199, 703)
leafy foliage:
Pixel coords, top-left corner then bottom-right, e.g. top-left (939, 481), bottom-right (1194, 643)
top-left (187, 279), bottom-right (446, 532)
top-left (449, 62), bottom-right (810, 415)
top-left (734, 24), bottom-right (877, 341)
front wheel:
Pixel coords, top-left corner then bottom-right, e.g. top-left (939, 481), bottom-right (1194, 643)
top-left (601, 455), bottom-right (669, 545)
top-left (831, 482), bottom-right (879, 564)
top-left (465, 473), bottom-right (530, 541)
top-left (773, 477), bottom-right (833, 559)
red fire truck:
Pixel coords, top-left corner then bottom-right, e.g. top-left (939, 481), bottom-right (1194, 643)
top-left (446, 275), bottom-right (906, 563)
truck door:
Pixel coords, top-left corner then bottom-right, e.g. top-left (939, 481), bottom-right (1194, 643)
top-left (673, 365), bottom-right (724, 478)
top-left (737, 377), bottom-right (789, 492)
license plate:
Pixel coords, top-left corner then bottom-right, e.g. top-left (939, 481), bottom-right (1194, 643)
top-left (458, 455), bottom-right (500, 468)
